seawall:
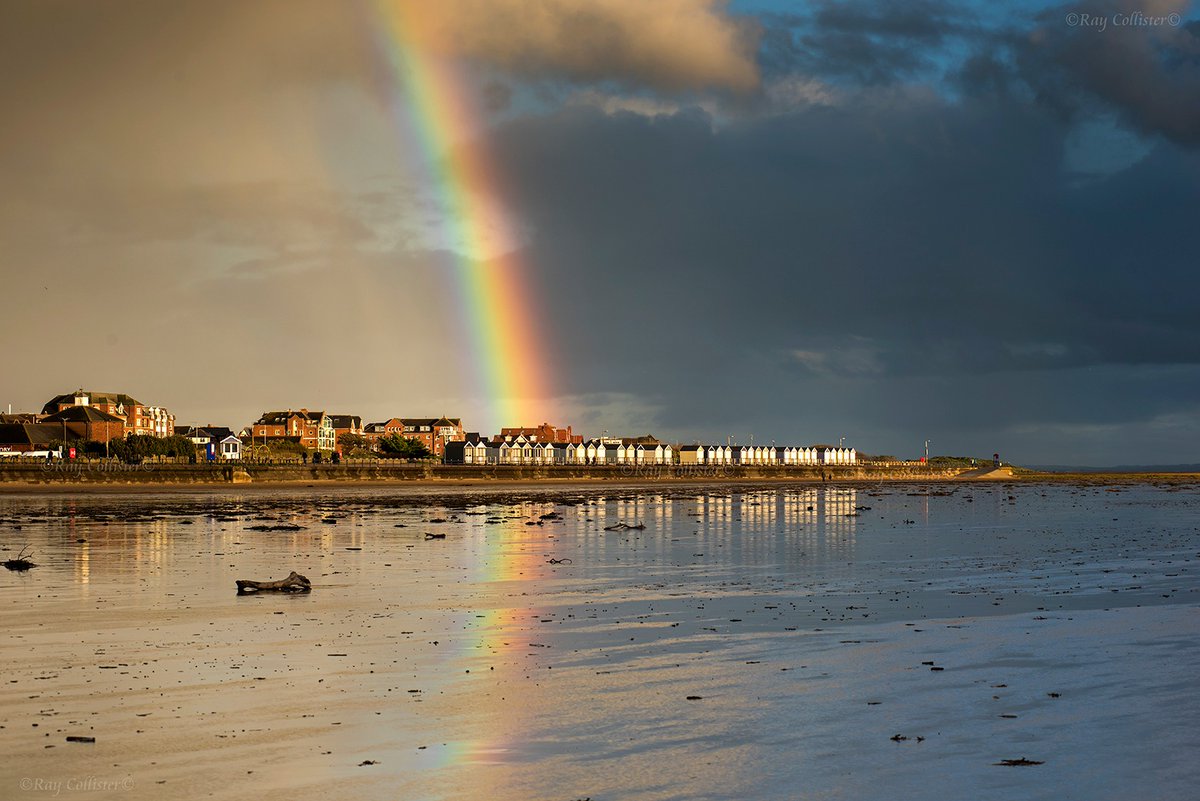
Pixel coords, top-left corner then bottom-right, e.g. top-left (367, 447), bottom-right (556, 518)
top-left (0, 461), bottom-right (971, 487)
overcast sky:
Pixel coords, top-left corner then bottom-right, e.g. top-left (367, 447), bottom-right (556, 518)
top-left (2, 0), bottom-right (1198, 465)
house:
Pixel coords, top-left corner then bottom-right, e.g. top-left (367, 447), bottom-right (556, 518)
top-left (633, 443), bottom-right (672, 464)
top-left (500, 436), bottom-right (538, 464)
top-left (364, 417), bottom-right (463, 457)
top-left (328, 415), bottom-right (363, 451)
top-left (499, 423), bottom-right (583, 444)
top-left (814, 446), bottom-right (855, 465)
top-left (42, 389), bottom-right (174, 438)
top-left (584, 440), bottom-right (607, 464)
top-left (0, 413), bottom-right (42, 424)
top-left (177, 426), bottom-right (238, 459)
top-left (217, 434), bottom-right (242, 461)
top-left (711, 445), bottom-right (737, 464)
top-left (0, 423), bottom-right (71, 454)
top-left (40, 407), bottom-right (126, 444)
top-left (551, 442), bottom-right (577, 464)
top-left (445, 435), bottom-right (491, 465)
top-left (179, 425), bottom-right (235, 446)
top-left (250, 410), bottom-right (336, 453)
top-left (565, 442), bottom-right (587, 464)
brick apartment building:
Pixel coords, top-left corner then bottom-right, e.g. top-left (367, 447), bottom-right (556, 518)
top-left (328, 415), bottom-right (363, 451)
top-left (42, 389), bottom-right (174, 437)
top-left (499, 423), bottom-right (583, 444)
top-left (364, 417), bottom-right (463, 457)
top-left (249, 410), bottom-right (336, 453)
top-left (41, 407), bottom-right (126, 443)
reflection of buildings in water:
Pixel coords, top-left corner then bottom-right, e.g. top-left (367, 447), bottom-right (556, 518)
top-left (70, 515), bottom-right (173, 585)
top-left (738, 490), bottom-right (779, 531)
top-left (782, 488), bottom-right (857, 554)
top-left (600, 494), bottom-right (674, 528)
top-left (463, 488), bottom-right (863, 573)
top-left (569, 489), bottom-right (863, 571)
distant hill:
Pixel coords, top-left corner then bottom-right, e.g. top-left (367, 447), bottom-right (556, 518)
top-left (1029, 464), bottom-right (1200, 473)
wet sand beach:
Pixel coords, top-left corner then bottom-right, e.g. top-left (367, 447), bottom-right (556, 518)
top-left (2, 481), bottom-right (1198, 800)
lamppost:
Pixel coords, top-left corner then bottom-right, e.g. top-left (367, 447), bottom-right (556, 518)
top-left (924, 439), bottom-right (930, 465)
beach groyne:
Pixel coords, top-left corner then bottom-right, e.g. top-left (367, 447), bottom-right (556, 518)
top-left (0, 461), bottom-right (972, 487)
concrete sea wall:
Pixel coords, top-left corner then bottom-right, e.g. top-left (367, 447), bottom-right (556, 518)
top-left (0, 461), bottom-right (970, 486)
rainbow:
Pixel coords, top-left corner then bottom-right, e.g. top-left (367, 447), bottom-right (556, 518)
top-left (364, 1), bottom-right (550, 433)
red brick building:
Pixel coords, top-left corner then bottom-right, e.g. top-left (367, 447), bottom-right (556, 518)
top-left (364, 417), bottom-right (463, 457)
top-left (328, 415), bottom-right (363, 452)
top-left (41, 390), bottom-right (174, 437)
top-left (41, 407), bottom-right (126, 443)
top-left (249, 410), bottom-right (336, 453)
top-left (499, 423), bottom-right (583, 444)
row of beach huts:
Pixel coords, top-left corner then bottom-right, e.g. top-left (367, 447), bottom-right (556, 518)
top-left (445, 435), bottom-right (857, 466)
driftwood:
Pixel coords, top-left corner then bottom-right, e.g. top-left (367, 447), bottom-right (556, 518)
top-left (3, 546), bottom-right (37, 571)
top-left (236, 571), bottom-right (311, 594)
top-left (604, 522), bottom-right (645, 531)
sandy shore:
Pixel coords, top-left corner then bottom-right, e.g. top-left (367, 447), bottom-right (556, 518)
top-left (2, 481), bottom-right (1197, 800)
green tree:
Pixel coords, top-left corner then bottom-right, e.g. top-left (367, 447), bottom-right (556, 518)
top-left (338, 433), bottom-right (368, 451)
top-left (162, 435), bottom-right (198, 458)
top-left (379, 434), bottom-right (431, 460)
top-left (111, 435), bottom-right (158, 463)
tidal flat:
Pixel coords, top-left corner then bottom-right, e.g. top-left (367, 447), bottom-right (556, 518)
top-left (1, 481), bottom-right (1197, 801)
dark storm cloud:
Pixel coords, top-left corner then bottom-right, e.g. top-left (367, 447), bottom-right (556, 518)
top-left (487, 87), bottom-right (1200, 453)
top-left (758, 0), bottom-right (973, 85)
top-left (1015, 0), bottom-right (1200, 146)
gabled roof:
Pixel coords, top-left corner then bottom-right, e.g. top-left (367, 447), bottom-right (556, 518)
top-left (255, 410), bottom-right (326, 425)
top-left (42, 407), bottom-right (124, 424)
top-left (397, 417), bottom-right (462, 427)
top-left (255, 411), bottom-right (300, 425)
top-left (328, 414), bottom-right (361, 428)
top-left (192, 426), bottom-right (235, 442)
top-left (0, 423), bottom-right (77, 446)
top-left (41, 390), bottom-right (143, 414)
top-left (1, 413), bottom-right (42, 424)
